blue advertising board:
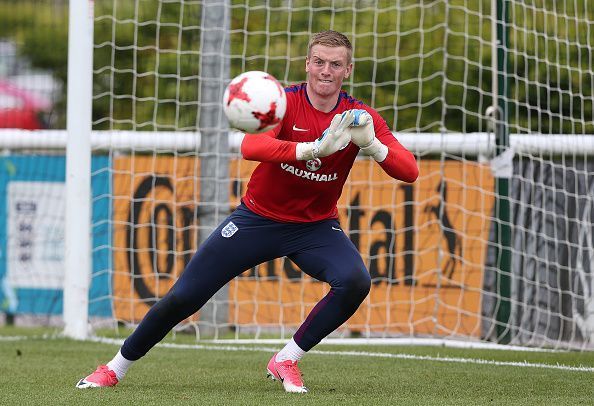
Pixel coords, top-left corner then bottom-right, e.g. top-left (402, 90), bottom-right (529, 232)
top-left (0, 155), bottom-right (111, 317)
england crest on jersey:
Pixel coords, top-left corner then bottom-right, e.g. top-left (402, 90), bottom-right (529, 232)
top-left (221, 221), bottom-right (238, 238)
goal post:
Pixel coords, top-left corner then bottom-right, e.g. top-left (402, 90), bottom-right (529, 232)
top-left (195, 1), bottom-right (231, 337)
top-left (62, 0), bottom-right (94, 340)
top-left (493, 0), bottom-right (512, 344)
top-left (1, 0), bottom-right (594, 350)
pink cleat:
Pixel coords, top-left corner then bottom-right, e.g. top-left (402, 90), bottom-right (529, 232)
top-left (76, 365), bottom-right (119, 389)
top-left (266, 353), bottom-right (308, 393)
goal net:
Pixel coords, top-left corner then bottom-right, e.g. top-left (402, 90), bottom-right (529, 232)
top-left (1, 0), bottom-right (593, 350)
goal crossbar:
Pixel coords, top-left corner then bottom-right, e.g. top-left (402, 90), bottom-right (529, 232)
top-left (2, 130), bottom-right (593, 156)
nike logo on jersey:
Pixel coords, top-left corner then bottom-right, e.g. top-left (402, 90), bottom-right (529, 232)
top-left (331, 226), bottom-right (342, 231)
top-left (292, 124), bottom-right (309, 132)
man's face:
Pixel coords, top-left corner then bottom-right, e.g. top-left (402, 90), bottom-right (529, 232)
top-left (305, 44), bottom-right (352, 99)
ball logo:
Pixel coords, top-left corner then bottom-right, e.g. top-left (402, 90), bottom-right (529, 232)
top-left (306, 158), bottom-right (322, 172)
top-left (221, 221), bottom-right (239, 238)
top-left (252, 101), bottom-right (281, 132)
top-left (226, 77), bottom-right (250, 106)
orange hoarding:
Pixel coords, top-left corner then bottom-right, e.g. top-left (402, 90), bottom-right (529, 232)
top-left (113, 156), bottom-right (493, 337)
top-left (112, 157), bottom-right (201, 322)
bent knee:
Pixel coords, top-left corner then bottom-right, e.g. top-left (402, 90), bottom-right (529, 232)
top-left (353, 270), bottom-right (372, 297)
top-left (335, 267), bottom-right (371, 298)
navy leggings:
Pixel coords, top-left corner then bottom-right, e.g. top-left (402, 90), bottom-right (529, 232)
top-left (121, 204), bottom-right (371, 361)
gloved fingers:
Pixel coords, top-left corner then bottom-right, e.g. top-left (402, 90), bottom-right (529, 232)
top-left (332, 110), bottom-right (355, 133)
top-left (351, 109), bottom-right (372, 127)
top-left (327, 113), bottom-right (344, 133)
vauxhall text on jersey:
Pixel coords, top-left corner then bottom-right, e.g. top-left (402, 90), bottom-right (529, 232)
top-left (279, 162), bottom-right (338, 182)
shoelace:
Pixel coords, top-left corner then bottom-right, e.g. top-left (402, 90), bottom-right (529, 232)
top-left (94, 366), bottom-right (117, 382)
top-left (279, 361), bottom-right (303, 386)
top-left (96, 366), bottom-right (111, 374)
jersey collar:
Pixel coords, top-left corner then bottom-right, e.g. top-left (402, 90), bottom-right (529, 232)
top-left (303, 83), bottom-right (343, 113)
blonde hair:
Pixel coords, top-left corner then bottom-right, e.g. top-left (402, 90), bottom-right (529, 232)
top-left (307, 30), bottom-right (353, 63)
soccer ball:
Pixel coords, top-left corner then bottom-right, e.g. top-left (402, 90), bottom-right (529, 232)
top-left (223, 71), bottom-right (287, 134)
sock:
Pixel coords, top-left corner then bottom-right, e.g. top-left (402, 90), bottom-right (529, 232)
top-left (275, 338), bottom-right (306, 362)
top-left (106, 349), bottom-right (134, 381)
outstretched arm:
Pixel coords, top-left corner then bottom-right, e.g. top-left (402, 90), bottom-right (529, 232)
top-left (240, 130), bottom-right (297, 162)
top-left (241, 111), bottom-right (355, 163)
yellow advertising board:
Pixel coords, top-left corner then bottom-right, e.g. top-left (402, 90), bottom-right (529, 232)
top-left (113, 156), bottom-right (493, 337)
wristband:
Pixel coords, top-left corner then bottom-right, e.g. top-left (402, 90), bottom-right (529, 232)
top-left (360, 138), bottom-right (388, 162)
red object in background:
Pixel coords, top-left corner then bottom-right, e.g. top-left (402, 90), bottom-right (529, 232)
top-left (0, 108), bottom-right (41, 129)
top-left (0, 79), bottom-right (51, 129)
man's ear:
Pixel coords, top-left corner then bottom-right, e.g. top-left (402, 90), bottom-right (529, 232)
top-left (344, 63), bottom-right (353, 79)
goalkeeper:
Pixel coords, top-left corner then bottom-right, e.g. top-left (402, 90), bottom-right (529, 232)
top-left (77, 30), bottom-right (418, 394)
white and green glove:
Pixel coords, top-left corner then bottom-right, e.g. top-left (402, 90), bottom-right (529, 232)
top-left (349, 109), bottom-right (388, 162)
top-left (296, 110), bottom-right (355, 160)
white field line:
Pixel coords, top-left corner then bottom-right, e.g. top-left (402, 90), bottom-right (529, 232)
top-left (89, 336), bottom-right (594, 373)
top-left (0, 335), bottom-right (28, 341)
top-left (2, 334), bottom-right (592, 373)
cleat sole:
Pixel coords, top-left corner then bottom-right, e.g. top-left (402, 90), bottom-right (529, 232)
top-left (76, 379), bottom-right (99, 389)
top-left (266, 369), bottom-right (277, 381)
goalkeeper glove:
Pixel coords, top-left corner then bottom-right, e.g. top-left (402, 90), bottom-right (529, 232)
top-left (349, 109), bottom-right (388, 162)
top-left (296, 110), bottom-right (355, 160)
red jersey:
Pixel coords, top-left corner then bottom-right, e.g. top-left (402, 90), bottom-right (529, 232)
top-left (241, 83), bottom-right (418, 223)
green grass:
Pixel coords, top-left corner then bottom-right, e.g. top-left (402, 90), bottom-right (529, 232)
top-left (2, 327), bottom-right (594, 405)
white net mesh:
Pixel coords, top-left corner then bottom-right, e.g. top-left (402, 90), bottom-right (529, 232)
top-left (1, 0), bottom-right (593, 349)
top-left (91, 0), bottom-right (495, 341)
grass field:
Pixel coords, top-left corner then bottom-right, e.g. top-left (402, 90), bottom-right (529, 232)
top-left (2, 326), bottom-right (594, 405)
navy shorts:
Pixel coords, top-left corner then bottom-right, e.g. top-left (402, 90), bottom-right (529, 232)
top-left (185, 203), bottom-right (366, 287)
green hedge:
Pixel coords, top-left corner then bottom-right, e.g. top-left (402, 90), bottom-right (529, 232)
top-left (1, 0), bottom-right (591, 133)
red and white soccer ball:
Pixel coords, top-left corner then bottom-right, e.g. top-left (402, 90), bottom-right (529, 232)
top-left (223, 71), bottom-right (287, 134)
